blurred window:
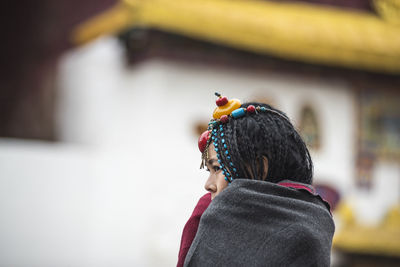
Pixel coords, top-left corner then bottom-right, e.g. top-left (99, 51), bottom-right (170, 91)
top-left (299, 104), bottom-right (321, 150)
top-left (359, 90), bottom-right (400, 161)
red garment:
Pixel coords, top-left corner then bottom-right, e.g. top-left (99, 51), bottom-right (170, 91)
top-left (177, 193), bottom-right (211, 267)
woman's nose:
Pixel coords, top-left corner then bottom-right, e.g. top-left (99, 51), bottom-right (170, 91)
top-left (204, 174), bottom-right (217, 193)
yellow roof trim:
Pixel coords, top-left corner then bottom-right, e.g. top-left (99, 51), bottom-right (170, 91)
top-left (72, 0), bottom-right (400, 74)
top-left (333, 226), bottom-right (400, 257)
top-left (333, 204), bottom-right (400, 257)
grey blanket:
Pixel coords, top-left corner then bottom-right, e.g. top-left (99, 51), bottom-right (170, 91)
top-left (184, 179), bottom-right (334, 267)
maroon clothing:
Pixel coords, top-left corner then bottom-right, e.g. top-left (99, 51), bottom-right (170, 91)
top-left (177, 193), bottom-right (211, 267)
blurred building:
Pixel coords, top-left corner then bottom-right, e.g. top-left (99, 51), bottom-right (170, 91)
top-left (1, 0), bottom-right (400, 266)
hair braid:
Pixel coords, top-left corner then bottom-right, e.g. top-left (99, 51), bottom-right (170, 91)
top-left (224, 122), bottom-right (242, 179)
top-left (240, 117), bottom-right (259, 179)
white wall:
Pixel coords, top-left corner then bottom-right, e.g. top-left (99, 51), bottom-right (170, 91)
top-left (0, 36), bottom-right (395, 266)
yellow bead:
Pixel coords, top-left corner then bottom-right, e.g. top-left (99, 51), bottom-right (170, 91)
top-left (213, 99), bottom-right (242, 119)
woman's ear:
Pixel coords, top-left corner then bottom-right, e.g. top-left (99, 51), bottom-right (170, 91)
top-left (243, 156), bottom-right (269, 180)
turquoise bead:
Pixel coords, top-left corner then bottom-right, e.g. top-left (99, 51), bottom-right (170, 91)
top-left (231, 108), bottom-right (246, 118)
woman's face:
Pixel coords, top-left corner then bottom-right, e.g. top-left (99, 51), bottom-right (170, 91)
top-left (204, 143), bottom-right (229, 200)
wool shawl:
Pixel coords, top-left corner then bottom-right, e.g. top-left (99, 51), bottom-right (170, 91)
top-left (183, 179), bottom-right (334, 267)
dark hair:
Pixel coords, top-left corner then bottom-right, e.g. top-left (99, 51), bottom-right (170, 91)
top-left (215, 102), bottom-right (313, 184)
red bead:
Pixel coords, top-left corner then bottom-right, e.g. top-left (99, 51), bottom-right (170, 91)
top-left (247, 105), bottom-right (256, 113)
top-left (220, 115), bottom-right (229, 123)
top-left (198, 130), bottom-right (210, 153)
top-left (216, 96), bottom-right (228, 107)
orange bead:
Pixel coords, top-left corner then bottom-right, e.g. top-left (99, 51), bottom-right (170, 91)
top-left (213, 99), bottom-right (241, 119)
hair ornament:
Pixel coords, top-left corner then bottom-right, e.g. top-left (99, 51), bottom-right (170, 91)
top-left (220, 115), bottom-right (229, 124)
top-left (213, 92), bottom-right (241, 119)
top-left (231, 107), bottom-right (246, 119)
top-left (198, 130), bottom-right (210, 154)
top-left (199, 92), bottom-right (290, 181)
top-left (247, 105), bottom-right (256, 113)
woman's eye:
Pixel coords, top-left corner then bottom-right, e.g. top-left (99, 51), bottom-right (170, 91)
top-left (205, 166), bottom-right (221, 172)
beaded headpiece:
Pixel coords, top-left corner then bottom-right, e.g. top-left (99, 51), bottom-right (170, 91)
top-left (198, 92), bottom-right (289, 183)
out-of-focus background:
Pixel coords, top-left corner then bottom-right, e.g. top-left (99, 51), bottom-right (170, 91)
top-left (1, 0), bottom-right (400, 266)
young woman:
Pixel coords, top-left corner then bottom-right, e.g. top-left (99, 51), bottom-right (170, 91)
top-left (178, 93), bottom-right (334, 267)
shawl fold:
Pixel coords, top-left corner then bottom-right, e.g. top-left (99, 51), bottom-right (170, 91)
top-left (184, 179), bottom-right (334, 267)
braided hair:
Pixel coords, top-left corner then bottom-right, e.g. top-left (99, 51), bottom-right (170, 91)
top-left (214, 102), bottom-right (313, 184)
